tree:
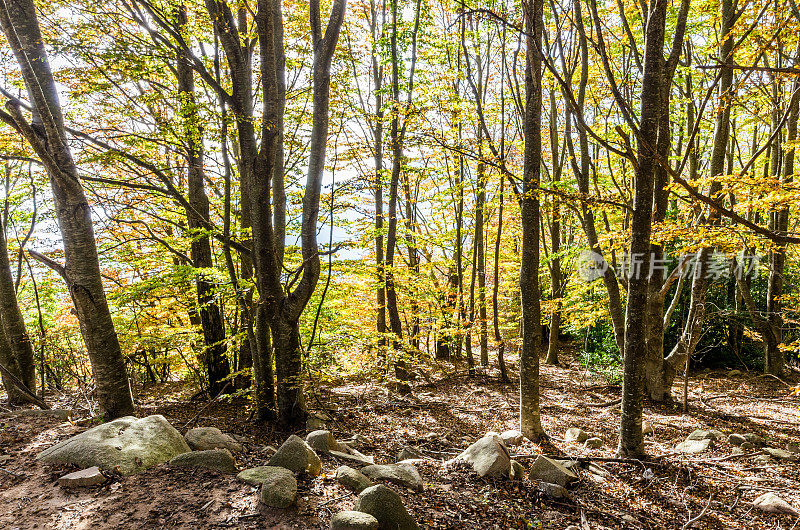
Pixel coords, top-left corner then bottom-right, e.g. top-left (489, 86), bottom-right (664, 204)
top-left (0, 0), bottom-right (134, 419)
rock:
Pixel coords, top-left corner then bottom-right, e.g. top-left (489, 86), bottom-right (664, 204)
top-left (37, 415), bottom-right (190, 475)
top-left (687, 429), bottom-right (722, 441)
top-left (538, 482), bottom-right (569, 499)
top-left (509, 460), bottom-right (526, 480)
top-left (397, 446), bottom-right (422, 461)
top-left (731, 447), bottom-right (745, 456)
top-left (743, 433), bottom-right (764, 446)
top-left (307, 414), bottom-right (328, 431)
top-left (336, 465), bottom-right (373, 493)
top-left (528, 455), bottom-right (577, 487)
top-left (14, 409), bottom-right (72, 421)
top-left (728, 369), bottom-right (742, 376)
top-left (170, 448), bottom-right (237, 473)
top-left (269, 434), bottom-right (322, 476)
top-left (763, 447), bottom-right (797, 461)
top-left (787, 442), bottom-right (800, 454)
top-left (329, 449), bottom-right (375, 466)
top-left (354, 484), bottom-right (419, 530)
top-left (584, 437), bottom-right (603, 449)
top-left (184, 427), bottom-right (243, 453)
top-left (237, 465), bottom-right (291, 486)
top-left (642, 421), bottom-right (654, 436)
top-left (564, 428), bottom-right (588, 444)
top-left (330, 511), bottom-right (380, 530)
top-left (740, 441), bottom-right (755, 451)
top-left (259, 466), bottom-right (297, 508)
top-left (500, 430), bottom-right (525, 447)
top-left (58, 466), bottom-right (105, 488)
top-left (675, 439), bottom-right (711, 454)
top-left (451, 434), bottom-right (510, 478)
top-left (306, 430), bottom-right (339, 454)
top-left (752, 492), bottom-right (799, 516)
top-left (753, 455), bottom-right (772, 465)
top-left (361, 463), bottom-right (423, 492)
top-left (728, 433), bottom-right (746, 446)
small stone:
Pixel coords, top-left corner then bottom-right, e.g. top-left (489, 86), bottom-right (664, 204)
top-left (752, 455), bottom-right (772, 465)
top-left (169, 448), bottom-right (237, 473)
top-left (15, 409), bottom-right (72, 421)
top-left (259, 466), bottom-right (297, 508)
top-left (336, 465), bottom-right (373, 493)
top-left (740, 441), bottom-right (755, 451)
top-left (687, 429), bottom-right (721, 441)
top-left (728, 369), bottom-right (742, 376)
top-left (397, 446), bottom-right (422, 461)
top-left (269, 435), bottom-right (322, 476)
top-left (329, 449), bottom-right (375, 466)
top-left (708, 429), bottom-right (724, 440)
top-left (584, 437), bottom-right (603, 449)
top-left (752, 492), bottom-right (799, 516)
top-left (743, 433), bottom-right (764, 446)
top-left (58, 466), bottom-right (105, 488)
top-left (528, 455), bottom-right (577, 487)
top-left (306, 430), bottom-right (339, 454)
top-left (238, 465), bottom-right (292, 486)
top-left (642, 421), bottom-right (654, 436)
top-left (185, 427), bottom-right (244, 453)
top-left (307, 415), bottom-right (327, 431)
top-left (330, 511), bottom-right (379, 530)
top-left (763, 447), bottom-right (797, 461)
top-left (509, 459), bottom-right (526, 480)
top-left (622, 514), bottom-right (639, 524)
top-left (728, 433), bottom-right (746, 446)
top-left (500, 430), bottom-right (525, 447)
top-left (354, 484), bottom-right (419, 530)
top-left (361, 463), bottom-right (423, 492)
top-left (538, 482), bottom-right (569, 499)
top-left (675, 439), bottom-right (711, 454)
top-left (564, 428), bottom-right (588, 444)
top-left (787, 442), bottom-right (800, 454)
top-left (731, 447), bottom-right (744, 456)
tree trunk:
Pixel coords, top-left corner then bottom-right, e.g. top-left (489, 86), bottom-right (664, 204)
top-left (0, 0), bottom-right (134, 419)
top-left (176, 6), bottom-right (230, 396)
top-left (520, 0), bottom-right (545, 441)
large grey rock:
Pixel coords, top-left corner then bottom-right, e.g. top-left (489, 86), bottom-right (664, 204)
top-left (729, 433), bottom-right (746, 446)
top-left (170, 448), bottom-right (237, 473)
top-left (58, 466), bottom-right (105, 488)
top-left (37, 415), bottom-right (190, 475)
top-left (238, 465), bottom-right (292, 486)
top-left (687, 429), bottom-right (723, 441)
top-left (185, 427), bottom-right (243, 453)
top-left (336, 465), bottom-right (373, 493)
top-left (330, 511), bottom-right (379, 530)
top-left (752, 492), bottom-right (799, 516)
top-left (528, 455), bottom-right (578, 487)
top-left (675, 439), bottom-right (711, 454)
top-left (306, 430), bottom-right (339, 453)
top-left (500, 430), bottom-right (525, 447)
top-left (361, 463), bottom-right (423, 492)
top-left (763, 447), bottom-right (797, 461)
top-left (259, 466), bottom-right (297, 508)
top-left (269, 434), bottom-right (322, 476)
top-left (451, 434), bottom-right (510, 478)
top-left (354, 485), bottom-right (419, 530)
top-left (743, 433), bottom-right (764, 446)
top-left (564, 428), bottom-right (588, 444)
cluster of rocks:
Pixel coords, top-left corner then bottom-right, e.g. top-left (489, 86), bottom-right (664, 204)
top-left (674, 428), bottom-right (799, 463)
top-left (564, 427), bottom-right (604, 449)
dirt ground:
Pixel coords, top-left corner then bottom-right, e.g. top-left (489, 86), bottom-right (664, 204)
top-left (1, 349), bottom-right (799, 529)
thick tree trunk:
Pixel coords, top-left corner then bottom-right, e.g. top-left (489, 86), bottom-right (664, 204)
top-left (519, 0), bottom-right (545, 441)
top-left (0, 0), bottom-right (134, 420)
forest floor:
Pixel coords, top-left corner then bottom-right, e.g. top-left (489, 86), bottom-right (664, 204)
top-left (1, 346), bottom-right (800, 529)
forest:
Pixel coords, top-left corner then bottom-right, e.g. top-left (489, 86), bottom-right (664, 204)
top-left (0, 0), bottom-right (800, 527)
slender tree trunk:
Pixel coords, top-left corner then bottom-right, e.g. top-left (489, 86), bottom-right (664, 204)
top-left (520, 0), bottom-right (546, 440)
top-left (0, 0), bottom-right (134, 419)
top-left (176, 6), bottom-right (230, 396)
top-left (617, 0), bottom-right (668, 458)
